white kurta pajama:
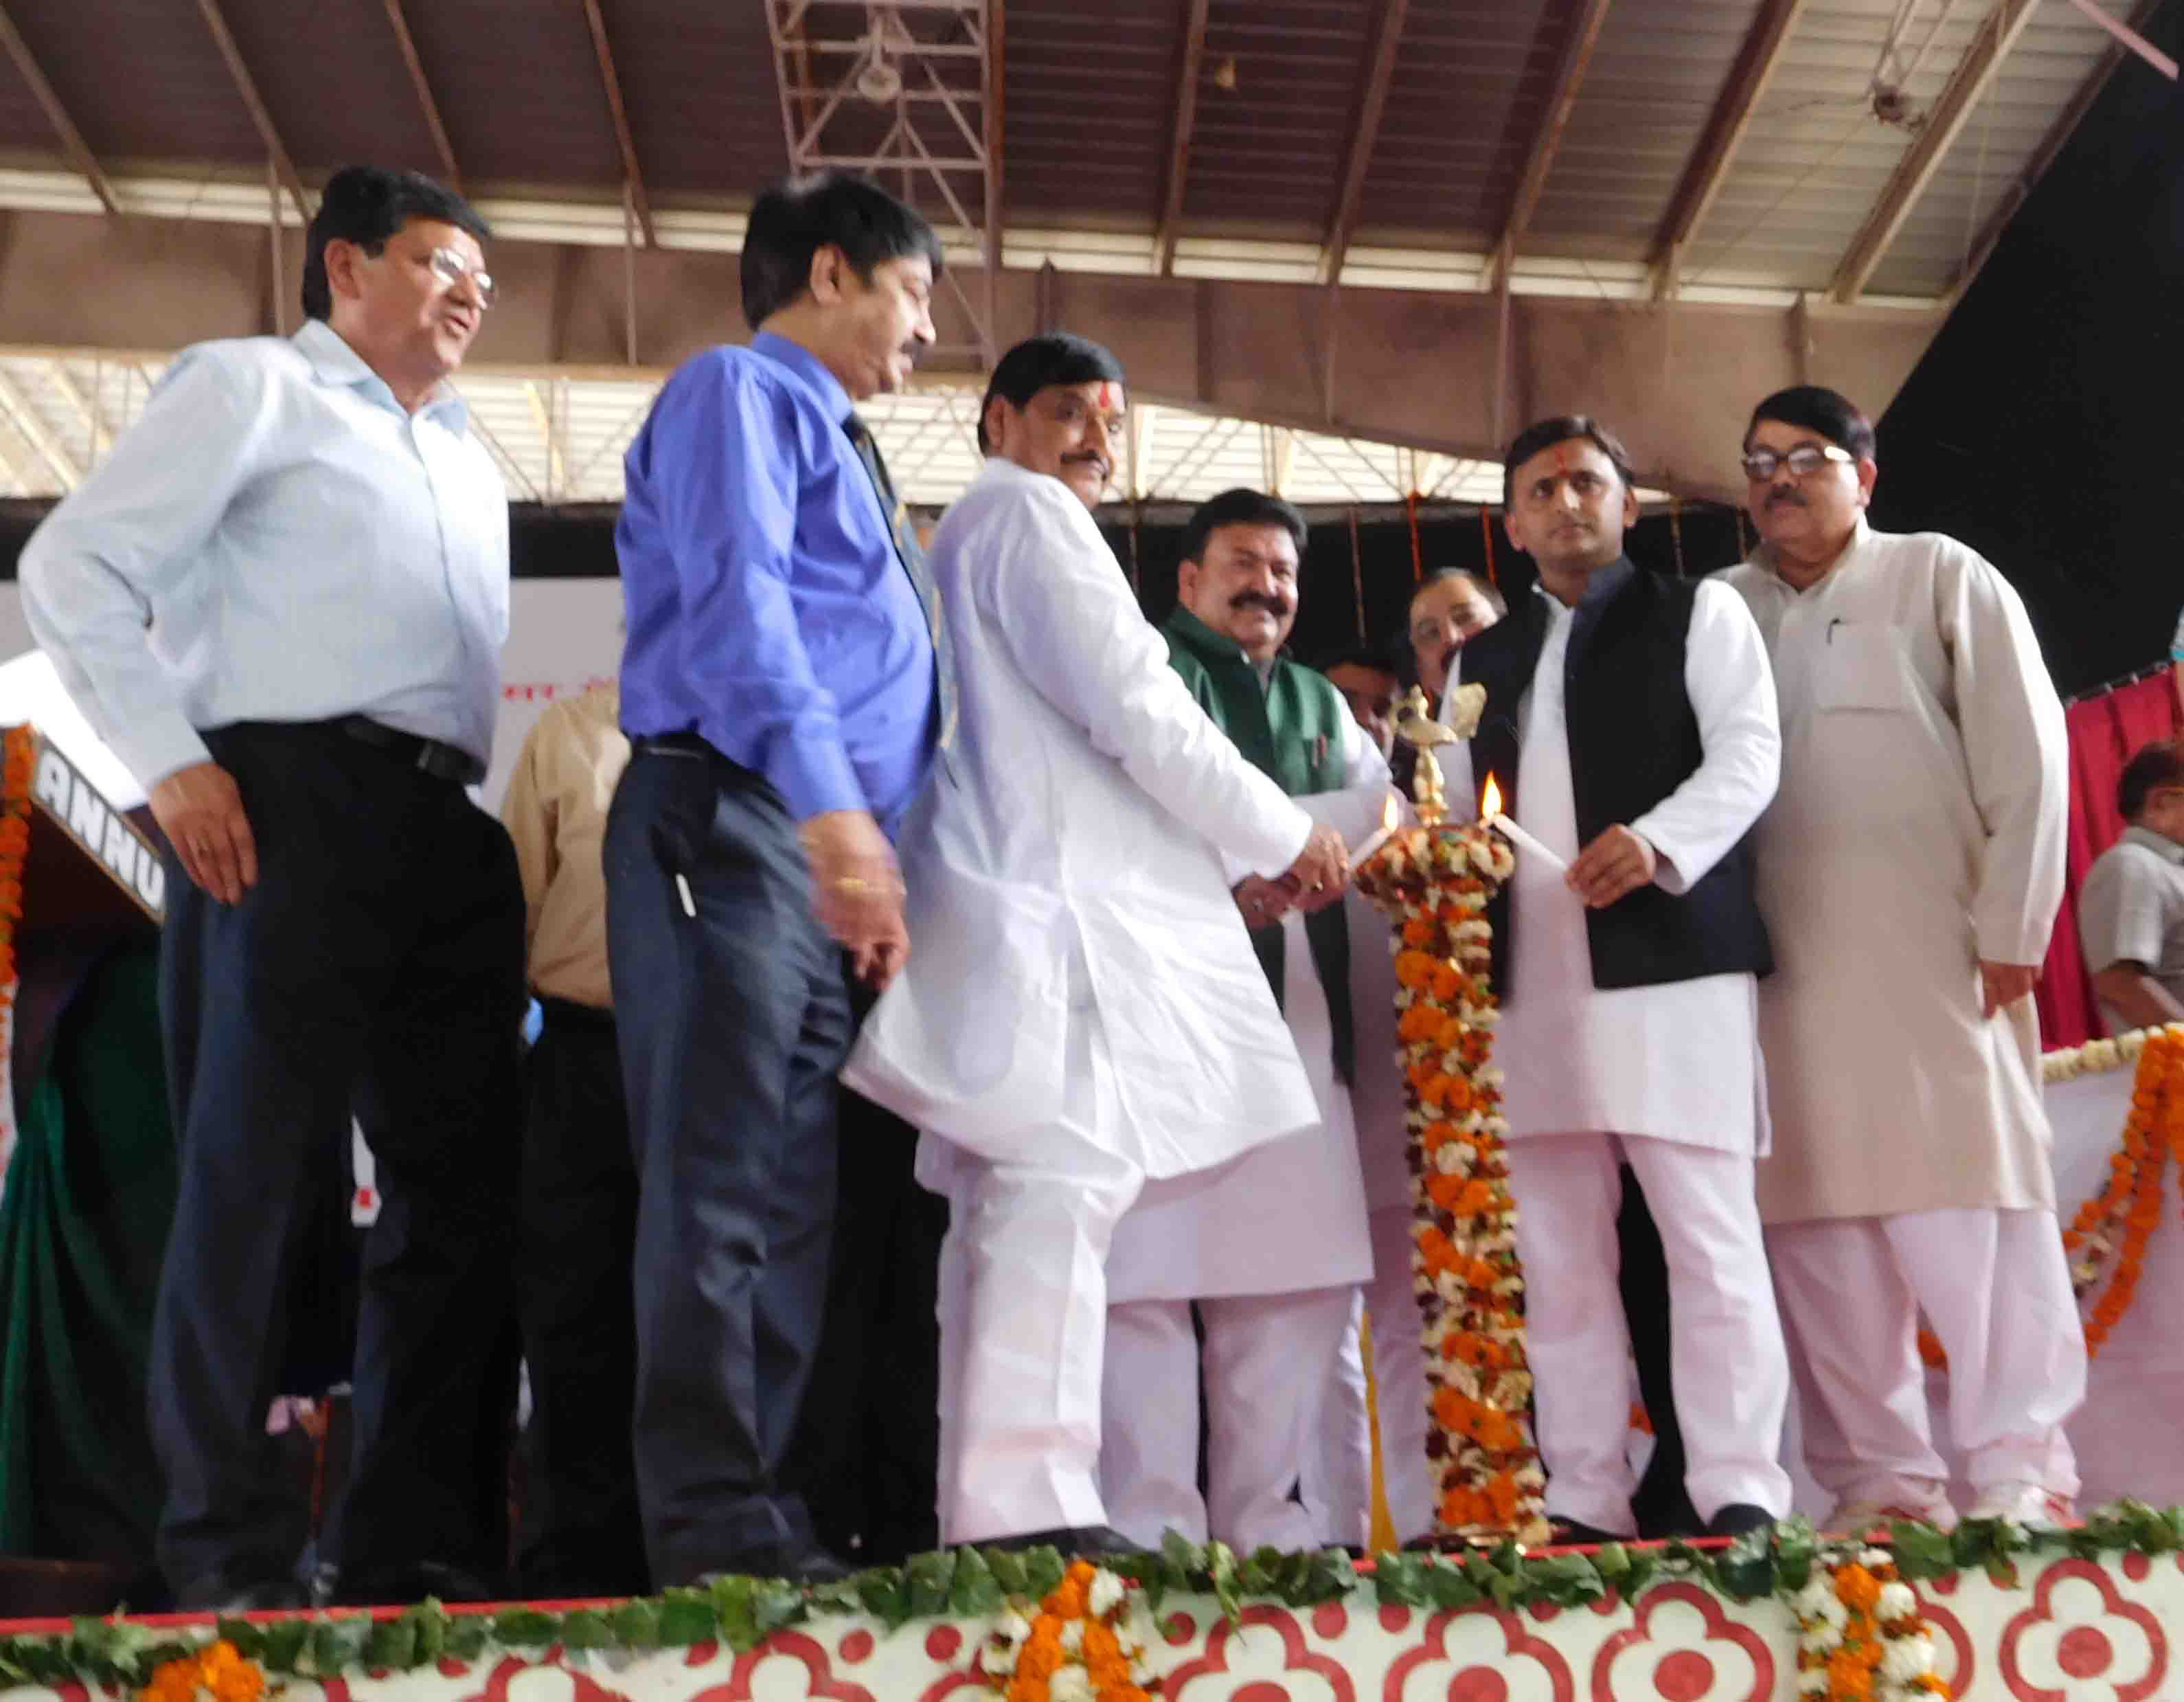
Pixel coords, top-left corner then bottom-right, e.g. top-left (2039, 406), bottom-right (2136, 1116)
top-left (1301, 878), bottom-right (1440, 1547)
top-left (1724, 523), bottom-right (2085, 1512)
top-left (1100, 717), bottom-right (1385, 1552)
top-left (1442, 580), bottom-right (1795, 1534)
top-left (843, 457), bottom-right (1320, 1544)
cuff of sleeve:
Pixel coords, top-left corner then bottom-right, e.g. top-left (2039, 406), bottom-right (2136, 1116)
top-left (1248, 806), bottom-right (1316, 882)
top-left (1972, 916), bottom-right (2046, 969)
top-left (121, 716), bottom-right (215, 794)
top-left (772, 732), bottom-right (870, 824)
top-left (1630, 822), bottom-right (1691, 895)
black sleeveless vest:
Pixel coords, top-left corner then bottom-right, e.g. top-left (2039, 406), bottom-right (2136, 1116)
top-left (1458, 558), bottom-right (1773, 995)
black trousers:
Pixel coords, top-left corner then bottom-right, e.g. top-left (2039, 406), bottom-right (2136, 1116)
top-left (604, 747), bottom-right (850, 1585)
top-left (150, 723), bottom-right (525, 1595)
top-left (515, 999), bottom-right (646, 1596)
top-left (780, 1071), bottom-right (946, 1565)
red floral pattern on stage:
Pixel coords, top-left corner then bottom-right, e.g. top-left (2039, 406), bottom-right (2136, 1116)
top-left (1159, 1604), bottom-right (1357, 1701)
top-left (1380, 1603), bottom-right (1576, 1702)
top-left (1589, 1584), bottom-right (1774, 1702)
top-left (1997, 1558), bottom-right (2168, 1702)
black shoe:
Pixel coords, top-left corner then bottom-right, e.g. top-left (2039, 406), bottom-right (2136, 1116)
top-left (1545, 1519), bottom-right (1631, 1548)
top-left (329, 1560), bottom-right (501, 1607)
top-left (983, 1525), bottom-right (1138, 1558)
top-left (1706, 1504), bottom-right (1776, 1540)
top-left (170, 1574), bottom-right (312, 1615)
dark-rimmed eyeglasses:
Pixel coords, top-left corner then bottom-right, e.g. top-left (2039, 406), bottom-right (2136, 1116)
top-left (427, 246), bottom-right (497, 309)
top-left (1741, 443), bottom-right (1852, 482)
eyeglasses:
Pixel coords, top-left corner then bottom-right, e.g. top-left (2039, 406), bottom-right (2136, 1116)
top-left (1741, 443), bottom-right (1853, 482)
top-left (426, 246), bottom-right (497, 309)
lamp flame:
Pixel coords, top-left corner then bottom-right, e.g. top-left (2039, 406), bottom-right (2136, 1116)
top-left (1380, 792), bottom-right (1400, 832)
top-left (1479, 772), bottom-right (1503, 821)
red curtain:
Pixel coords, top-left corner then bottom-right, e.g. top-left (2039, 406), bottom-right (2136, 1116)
top-left (2035, 672), bottom-right (2181, 1050)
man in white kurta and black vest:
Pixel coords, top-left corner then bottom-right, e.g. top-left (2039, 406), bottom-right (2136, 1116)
top-left (844, 337), bottom-right (1350, 1554)
top-left (1444, 416), bottom-right (1793, 1543)
top-left (1723, 385), bottom-right (2082, 1533)
top-left (1097, 489), bottom-right (1385, 1552)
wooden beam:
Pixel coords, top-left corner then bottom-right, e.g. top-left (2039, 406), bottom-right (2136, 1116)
top-left (578, 0), bottom-right (657, 247)
top-left (193, 0), bottom-right (310, 225)
top-left (1319, 0), bottom-right (1409, 285)
top-left (1154, 0), bottom-right (1212, 275)
top-left (1648, 0), bottom-right (1809, 298)
top-left (1828, 0), bottom-right (2041, 304)
top-left (1490, 0), bottom-right (1615, 291)
top-left (0, 5), bottom-right (118, 214)
top-left (1950, 0), bottom-right (2165, 304)
top-left (983, 0), bottom-right (1004, 280)
top-left (378, 0), bottom-right (463, 192)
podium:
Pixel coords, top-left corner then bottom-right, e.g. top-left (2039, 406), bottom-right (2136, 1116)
top-left (0, 653), bottom-right (163, 1185)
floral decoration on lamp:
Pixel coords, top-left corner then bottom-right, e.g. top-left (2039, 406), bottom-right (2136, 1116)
top-left (1353, 684), bottom-right (1547, 1544)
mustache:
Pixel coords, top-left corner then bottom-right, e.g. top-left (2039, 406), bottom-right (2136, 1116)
top-left (1229, 591), bottom-right (1291, 617)
top-left (1062, 451), bottom-right (1110, 475)
top-left (1766, 488), bottom-right (1806, 508)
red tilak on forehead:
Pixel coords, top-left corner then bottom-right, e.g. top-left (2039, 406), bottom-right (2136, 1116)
top-left (1552, 445), bottom-right (1576, 479)
top-left (1096, 381), bottom-right (1122, 413)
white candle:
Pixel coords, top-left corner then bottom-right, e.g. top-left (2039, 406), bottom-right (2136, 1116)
top-left (1489, 811), bottom-right (1569, 874)
top-left (1350, 794), bottom-right (1404, 867)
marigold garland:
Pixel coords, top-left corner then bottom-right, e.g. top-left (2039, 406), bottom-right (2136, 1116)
top-left (977, 1560), bottom-right (1154, 1702)
top-left (1357, 819), bottom-right (1546, 1543)
top-left (1789, 1550), bottom-right (1950, 1701)
top-left (0, 723), bottom-right (35, 1017)
top-left (139, 1640), bottom-right (264, 1702)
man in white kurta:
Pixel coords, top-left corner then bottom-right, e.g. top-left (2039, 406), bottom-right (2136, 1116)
top-left (1443, 417), bottom-right (1793, 1542)
top-left (1098, 490), bottom-right (1386, 1552)
top-left (1722, 385), bottom-right (2084, 1532)
top-left (843, 334), bottom-right (1348, 1550)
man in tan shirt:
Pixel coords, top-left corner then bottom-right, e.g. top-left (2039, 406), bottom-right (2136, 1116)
top-left (499, 679), bottom-right (644, 1596)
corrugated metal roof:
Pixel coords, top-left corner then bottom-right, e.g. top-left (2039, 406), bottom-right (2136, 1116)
top-left (0, 0), bottom-right (2154, 308)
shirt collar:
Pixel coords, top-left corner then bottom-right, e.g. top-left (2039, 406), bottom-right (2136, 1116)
top-left (750, 330), bottom-right (854, 428)
top-left (1165, 603), bottom-right (1266, 672)
top-left (1751, 514), bottom-right (1869, 593)
top-left (291, 318), bottom-right (469, 429)
top-left (1531, 554), bottom-right (1634, 614)
top-left (2122, 824), bottom-right (2184, 865)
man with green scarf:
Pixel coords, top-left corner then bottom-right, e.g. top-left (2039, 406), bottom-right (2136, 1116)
top-left (1099, 488), bottom-right (1388, 1552)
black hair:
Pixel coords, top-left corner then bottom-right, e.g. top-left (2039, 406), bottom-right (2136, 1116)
top-left (1179, 487), bottom-right (1308, 567)
top-left (1501, 415), bottom-right (1637, 508)
top-left (1319, 647), bottom-right (1399, 679)
top-left (977, 332), bottom-right (1128, 453)
top-left (1409, 565), bottom-right (1508, 621)
top-left (740, 170), bottom-right (944, 330)
top-left (1744, 385), bottom-right (1877, 459)
top-left (2119, 740), bottom-right (2184, 821)
top-left (303, 166), bottom-right (490, 323)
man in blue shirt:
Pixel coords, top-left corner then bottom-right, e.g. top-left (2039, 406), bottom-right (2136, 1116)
top-left (608, 171), bottom-right (945, 1585)
top-left (20, 166), bottom-right (521, 1611)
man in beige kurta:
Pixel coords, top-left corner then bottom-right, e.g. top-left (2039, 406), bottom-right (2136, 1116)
top-left (1722, 385), bottom-right (2084, 1534)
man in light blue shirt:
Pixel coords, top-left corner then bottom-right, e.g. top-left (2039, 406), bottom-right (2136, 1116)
top-left (19, 165), bottom-right (523, 1613)
top-left (606, 170), bottom-right (944, 1587)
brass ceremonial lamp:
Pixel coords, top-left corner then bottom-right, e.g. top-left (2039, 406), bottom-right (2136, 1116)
top-left (1352, 685), bottom-right (1550, 1546)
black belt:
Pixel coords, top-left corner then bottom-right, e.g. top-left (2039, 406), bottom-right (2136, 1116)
top-left (536, 994), bottom-right (617, 1032)
top-left (335, 716), bottom-right (481, 784)
top-left (631, 733), bottom-right (718, 761)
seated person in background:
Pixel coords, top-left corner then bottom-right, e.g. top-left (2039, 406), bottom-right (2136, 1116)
top-left (2079, 738), bottom-right (2184, 1034)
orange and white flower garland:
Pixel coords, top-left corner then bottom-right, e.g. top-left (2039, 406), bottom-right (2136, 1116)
top-left (977, 1560), bottom-right (1153, 1702)
top-left (1789, 1550), bottom-right (1950, 1701)
top-left (140, 1641), bottom-right (265, 1702)
top-left (1357, 820), bottom-right (1547, 1543)
top-left (2053, 1024), bottom-right (2184, 1353)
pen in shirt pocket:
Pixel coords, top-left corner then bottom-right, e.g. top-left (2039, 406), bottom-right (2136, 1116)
top-left (674, 871), bottom-right (696, 918)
